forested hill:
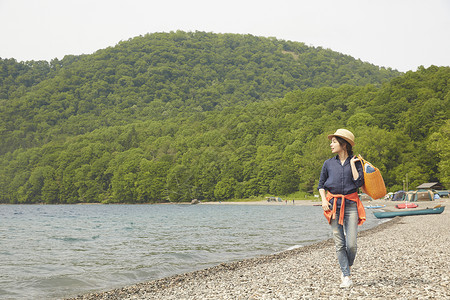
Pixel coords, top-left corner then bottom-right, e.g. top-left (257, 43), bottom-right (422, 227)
top-left (0, 31), bottom-right (400, 155)
top-left (0, 63), bottom-right (448, 204)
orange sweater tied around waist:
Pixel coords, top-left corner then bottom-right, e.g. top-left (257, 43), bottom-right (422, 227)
top-left (324, 191), bottom-right (366, 226)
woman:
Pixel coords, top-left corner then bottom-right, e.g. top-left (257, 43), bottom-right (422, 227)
top-left (317, 129), bottom-right (366, 288)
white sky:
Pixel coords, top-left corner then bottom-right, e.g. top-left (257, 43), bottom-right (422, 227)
top-left (0, 0), bottom-right (449, 72)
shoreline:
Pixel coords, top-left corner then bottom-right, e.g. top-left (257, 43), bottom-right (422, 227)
top-left (200, 199), bottom-right (319, 205)
top-left (0, 198), bottom-right (394, 206)
top-left (68, 198), bottom-right (449, 299)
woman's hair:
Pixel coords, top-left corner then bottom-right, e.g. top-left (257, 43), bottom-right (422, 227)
top-left (336, 136), bottom-right (353, 157)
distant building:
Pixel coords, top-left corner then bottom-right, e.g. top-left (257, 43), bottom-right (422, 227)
top-left (416, 182), bottom-right (444, 190)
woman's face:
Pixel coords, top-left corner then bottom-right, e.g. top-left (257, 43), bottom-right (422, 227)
top-left (330, 137), bottom-right (343, 154)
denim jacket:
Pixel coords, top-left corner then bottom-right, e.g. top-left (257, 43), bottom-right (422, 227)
top-left (317, 155), bottom-right (364, 206)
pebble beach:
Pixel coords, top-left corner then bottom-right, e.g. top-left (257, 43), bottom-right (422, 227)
top-left (68, 198), bottom-right (449, 300)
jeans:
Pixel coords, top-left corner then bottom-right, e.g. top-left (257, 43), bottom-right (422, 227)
top-left (330, 202), bottom-right (358, 277)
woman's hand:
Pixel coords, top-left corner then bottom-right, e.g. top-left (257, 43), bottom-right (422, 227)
top-left (350, 156), bottom-right (360, 165)
top-left (319, 188), bottom-right (330, 211)
top-left (322, 199), bottom-right (330, 211)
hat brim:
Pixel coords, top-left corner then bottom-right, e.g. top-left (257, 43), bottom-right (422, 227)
top-left (328, 134), bottom-right (355, 147)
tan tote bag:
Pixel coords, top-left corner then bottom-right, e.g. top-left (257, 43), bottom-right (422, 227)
top-left (357, 155), bottom-right (387, 200)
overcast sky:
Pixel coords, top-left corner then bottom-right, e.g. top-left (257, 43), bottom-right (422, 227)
top-left (0, 0), bottom-right (449, 72)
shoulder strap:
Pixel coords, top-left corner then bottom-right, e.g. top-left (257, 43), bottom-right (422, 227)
top-left (357, 154), bottom-right (366, 165)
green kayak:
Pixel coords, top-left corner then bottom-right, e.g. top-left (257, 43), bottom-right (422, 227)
top-left (373, 206), bottom-right (445, 219)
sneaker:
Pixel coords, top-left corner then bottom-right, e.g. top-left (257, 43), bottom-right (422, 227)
top-left (340, 276), bottom-right (353, 288)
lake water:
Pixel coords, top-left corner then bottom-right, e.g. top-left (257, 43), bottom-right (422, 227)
top-left (0, 204), bottom-right (382, 299)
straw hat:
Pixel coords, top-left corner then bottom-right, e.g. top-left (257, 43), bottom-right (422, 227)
top-left (328, 129), bottom-right (355, 146)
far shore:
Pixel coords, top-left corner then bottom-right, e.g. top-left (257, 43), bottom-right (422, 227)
top-left (200, 198), bottom-right (399, 208)
top-left (2, 198), bottom-right (438, 208)
top-left (200, 199), bottom-right (319, 205)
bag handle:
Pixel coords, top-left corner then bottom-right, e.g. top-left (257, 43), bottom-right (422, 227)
top-left (357, 154), bottom-right (367, 165)
top-left (357, 154), bottom-right (368, 194)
